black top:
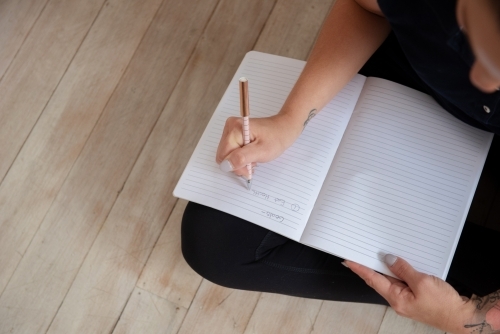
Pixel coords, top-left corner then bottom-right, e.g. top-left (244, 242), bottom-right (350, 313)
top-left (378, 0), bottom-right (500, 134)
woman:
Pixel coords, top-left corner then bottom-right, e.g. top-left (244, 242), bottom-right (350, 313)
top-left (182, 0), bottom-right (500, 332)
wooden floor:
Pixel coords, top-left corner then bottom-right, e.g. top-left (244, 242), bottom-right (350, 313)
top-left (1, 0), bottom-right (480, 332)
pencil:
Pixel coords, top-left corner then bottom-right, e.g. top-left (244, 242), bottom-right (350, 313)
top-left (239, 77), bottom-right (252, 190)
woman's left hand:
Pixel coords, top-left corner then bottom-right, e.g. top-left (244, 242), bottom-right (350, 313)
top-left (345, 255), bottom-right (475, 334)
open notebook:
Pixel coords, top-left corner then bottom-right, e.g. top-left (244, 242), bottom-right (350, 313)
top-left (174, 51), bottom-right (493, 279)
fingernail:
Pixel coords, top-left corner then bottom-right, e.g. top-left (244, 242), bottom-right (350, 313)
top-left (384, 254), bottom-right (397, 267)
top-left (220, 160), bottom-right (234, 172)
top-left (341, 261), bottom-right (349, 268)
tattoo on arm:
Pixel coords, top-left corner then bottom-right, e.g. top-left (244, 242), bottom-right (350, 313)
top-left (303, 109), bottom-right (316, 129)
top-left (465, 290), bottom-right (500, 333)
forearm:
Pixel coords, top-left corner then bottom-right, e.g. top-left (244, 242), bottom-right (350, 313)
top-left (278, 0), bottom-right (390, 135)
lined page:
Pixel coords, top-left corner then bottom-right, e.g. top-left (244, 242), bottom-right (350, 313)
top-left (301, 77), bottom-right (493, 278)
top-left (174, 51), bottom-right (365, 241)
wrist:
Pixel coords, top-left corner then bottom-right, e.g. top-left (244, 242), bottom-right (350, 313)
top-left (448, 301), bottom-right (477, 334)
top-left (276, 107), bottom-right (315, 137)
top-left (271, 112), bottom-right (303, 142)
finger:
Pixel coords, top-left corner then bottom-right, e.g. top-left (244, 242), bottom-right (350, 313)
top-left (385, 275), bottom-right (407, 286)
top-left (220, 142), bottom-right (261, 172)
top-left (216, 117), bottom-right (244, 164)
top-left (232, 164), bottom-right (256, 177)
top-left (384, 254), bottom-right (425, 288)
top-left (345, 260), bottom-right (393, 300)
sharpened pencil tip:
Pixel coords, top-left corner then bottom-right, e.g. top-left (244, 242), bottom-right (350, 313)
top-left (247, 179), bottom-right (252, 191)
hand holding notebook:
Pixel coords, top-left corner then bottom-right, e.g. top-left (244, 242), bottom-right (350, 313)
top-left (215, 108), bottom-right (300, 180)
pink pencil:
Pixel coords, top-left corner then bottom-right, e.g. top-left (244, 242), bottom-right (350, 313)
top-left (239, 77), bottom-right (252, 190)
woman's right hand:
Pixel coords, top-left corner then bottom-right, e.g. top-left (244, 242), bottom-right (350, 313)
top-left (216, 113), bottom-right (302, 177)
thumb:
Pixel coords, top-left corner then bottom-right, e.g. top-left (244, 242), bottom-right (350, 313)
top-left (219, 142), bottom-right (261, 172)
top-left (384, 254), bottom-right (423, 288)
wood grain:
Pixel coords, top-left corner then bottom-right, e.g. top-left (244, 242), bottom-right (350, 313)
top-left (112, 287), bottom-right (187, 334)
top-left (0, 0), bottom-right (105, 183)
top-left (244, 294), bottom-right (323, 334)
top-left (311, 301), bottom-right (386, 334)
top-left (42, 0), bottom-right (221, 332)
top-left (0, 0), bottom-right (48, 80)
top-left (178, 281), bottom-right (261, 334)
top-left (254, 0), bottom-right (335, 60)
top-left (0, 0), bottom-right (167, 331)
top-left (377, 308), bottom-right (445, 334)
top-left (0, 0), bottom-right (109, 296)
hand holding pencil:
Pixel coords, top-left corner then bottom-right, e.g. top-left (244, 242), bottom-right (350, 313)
top-left (216, 78), bottom-right (302, 187)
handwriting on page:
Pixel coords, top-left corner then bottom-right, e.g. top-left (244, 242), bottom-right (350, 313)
top-left (252, 190), bottom-right (300, 211)
top-left (261, 211), bottom-right (284, 223)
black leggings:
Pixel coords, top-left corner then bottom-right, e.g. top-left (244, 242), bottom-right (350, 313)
top-left (181, 33), bottom-right (500, 305)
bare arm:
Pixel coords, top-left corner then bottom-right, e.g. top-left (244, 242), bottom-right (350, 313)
top-left (279, 0), bottom-right (391, 137)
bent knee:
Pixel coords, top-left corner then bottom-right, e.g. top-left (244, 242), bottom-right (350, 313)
top-left (181, 203), bottom-right (266, 288)
top-left (180, 202), bottom-right (254, 287)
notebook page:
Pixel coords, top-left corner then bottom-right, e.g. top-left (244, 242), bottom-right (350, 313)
top-left (174, 51), bottom-right (365, 241)
top-left (301, 77), bottom-right (493, 278)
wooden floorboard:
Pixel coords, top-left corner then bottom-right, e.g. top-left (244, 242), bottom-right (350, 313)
top-left (0, 0), bottom-right (165, 332)
top-left (311, 301), bottom-right (387, 333)
top-left (0, 0), bottom-right (107, 297)
top-left (0, 0), bottom-right (48, 81)
top-left (178, 281), bottom-right (261, 334)
top-left (0, 0), bottom-right (105, 184)
top-left (0, 0), bottom-right (478, 332)
top-left (377, 308), bottom-right (445, 334)
top-left (0, 0), bottom-right (109, 294)
top-left (244, 294), bottom-right (323, 333)
top-left (253, 0), bottom-right (335, 60)
top-left (112, 287), bottom-right (187, 334)
top-left (39, 0), bottom-right (219, 332)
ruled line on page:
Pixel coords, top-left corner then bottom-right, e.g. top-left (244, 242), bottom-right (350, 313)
top-left (345, 136), bottom-right (475, 168)
top-left (360, 100), bottom-right (485, 144)
top-left (308, 231), bottom-right (436, 274)
top-left (333, 170), bottom-right (463, 206)
top-left (359, 106), bottom-right (483, 149)
top-left (314, 214), bottom-right (447, 250)
top-left (318, 206), bottom-right (450, 243)
top-left (312, 223), bottom-right (443, 263)
top-left (348, 130), bottom-right (477, 163)
top-left (365, 89), bottom-right (485, 139)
